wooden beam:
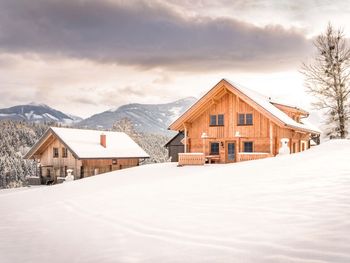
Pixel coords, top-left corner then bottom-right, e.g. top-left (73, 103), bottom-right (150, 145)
top-left (269, 121), bottom-right (273, 154)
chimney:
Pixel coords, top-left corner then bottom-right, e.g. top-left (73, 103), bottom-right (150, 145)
top-left (100, 134), bottom-right (106, 148)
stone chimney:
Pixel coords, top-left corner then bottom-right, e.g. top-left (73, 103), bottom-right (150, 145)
top-left (100, 134), bottom-right (106, 148)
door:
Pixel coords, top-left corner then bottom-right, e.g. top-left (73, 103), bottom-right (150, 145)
top-left (226, 142), bottom-right (236, 163)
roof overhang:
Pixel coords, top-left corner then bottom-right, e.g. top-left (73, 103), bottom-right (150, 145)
top-left (24, 127), bottom-right (80, 159)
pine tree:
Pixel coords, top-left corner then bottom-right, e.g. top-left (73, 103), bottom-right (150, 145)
top-left (301, 23), bottom-right (350, 138)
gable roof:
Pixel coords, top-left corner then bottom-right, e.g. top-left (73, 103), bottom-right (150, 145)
top-left (169, 79), bottom-right (321, 134)
top-left (24, 127), bottom-right (150, 159)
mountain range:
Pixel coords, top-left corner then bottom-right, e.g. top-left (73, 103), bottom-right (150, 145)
top-left (78, 98), bottom-right (196, 135)
top-left (0, 98), bottom-right (196, 136)
top-left (0, 103), bottom-right (82, 124)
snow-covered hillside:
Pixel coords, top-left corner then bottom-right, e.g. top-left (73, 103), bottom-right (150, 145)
top-left (1, 140), bottom-right (350, 263)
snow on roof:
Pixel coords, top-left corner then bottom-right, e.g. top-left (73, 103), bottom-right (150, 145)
top-left (50, 127), bottom-right (149, 159)
top-left (224, 79), bottom-right (321, 134)
top-left (269, 99), bottom-right (308, 113)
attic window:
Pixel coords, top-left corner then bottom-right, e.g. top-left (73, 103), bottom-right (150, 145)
top-left (53, 148), bottom-right (59, 158)
top-left (209, 114), bottom-right (224, 126)
top-left (210, 115), bottom-right (217, 126)
top-left (62, 148), bottom-right (68, 158)
top-left (246, 114), bottom-right (253, 125)
top-left (238, 113), bottom-right (253, 126)
top-left (218, 114), bottom-right (224, 126)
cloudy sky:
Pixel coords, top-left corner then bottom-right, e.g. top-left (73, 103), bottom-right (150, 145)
top-left (0, 0), bottom-right (349, 117)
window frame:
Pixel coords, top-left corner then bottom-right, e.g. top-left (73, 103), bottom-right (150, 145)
top-left (53, 147), bottom-right (59, 158)
top-left (209, 114), bottom-right (225, 127)
top-left (217, 114), bottom-right (224, 126)
top-left (237, 113), bottom-right (253, 126)
top-left (209, 115), bottom-right (217, 126)
top-left (245, 113), bottom-right (253, 125)
top-left (62, 147), bottom-right (68, 158)
top-left (243, 141), bottom-right (254, 153)
top-left (238, 113), bottom-right (245, 125)
top-left (210, 142), bottom-right (220, 155)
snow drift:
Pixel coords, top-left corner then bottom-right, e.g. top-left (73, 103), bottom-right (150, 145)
top-left (0, 140), bottom-right (350, 263)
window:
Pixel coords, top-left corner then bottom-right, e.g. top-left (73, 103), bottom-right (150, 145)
top-left (218, 114), bottom-right (224, 126)
top-left (210, 115), bottom-right (217, 126)
top-left (246, 114), bottom-right (253, 125)
top-left (53, 148), bottom-right (59, 158)
top-left (209, 114), bottom-right (224, 126)
top-left (243, 142), bottom-right (253, 153)
top-left (238, 113), bottom-right (253, 125)
top-left (238, 114), bottom-right (245, 125)
top-left (62, 148), bottom-right (68, 158)
top-left (210, 142), bottom-right (220, 155)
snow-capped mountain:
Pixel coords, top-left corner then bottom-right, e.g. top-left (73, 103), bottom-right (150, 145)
top-left (0, 103), bottom-right (82, 124)
top-left (78, 97), bottom-right (196, 135)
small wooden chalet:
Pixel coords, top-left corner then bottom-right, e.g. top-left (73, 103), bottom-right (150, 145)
top-left (168, 79), bottom-right (321, 165)
top-left (24, 127), bottom-right (149, 184)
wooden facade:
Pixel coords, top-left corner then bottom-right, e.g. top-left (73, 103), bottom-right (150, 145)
top-left (169, 79), bottom-right (320, 164)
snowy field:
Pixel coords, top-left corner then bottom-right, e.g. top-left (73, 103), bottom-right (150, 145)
top-left (0, 140), bottom-right (350, 263)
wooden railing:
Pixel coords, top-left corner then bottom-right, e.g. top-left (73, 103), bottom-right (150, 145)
top-left (178, 153), bottom-right (205, 166)
top-left (237, 152), bottom-right (272, 162)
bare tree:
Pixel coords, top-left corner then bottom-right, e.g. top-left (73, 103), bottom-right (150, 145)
top-left (301, 23), bottom-right (350, 138)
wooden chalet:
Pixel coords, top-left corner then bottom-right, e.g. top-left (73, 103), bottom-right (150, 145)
top-left (168, 79), bottom-right (321, 165)
top-left (24, 127), bottom-right (149, 184)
